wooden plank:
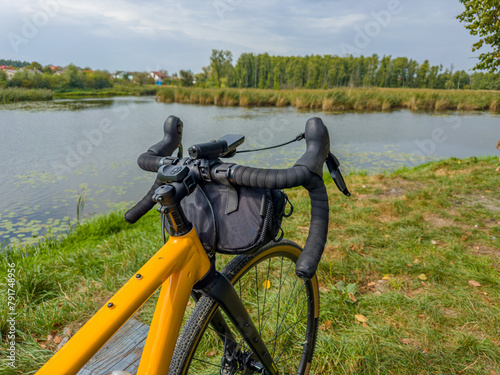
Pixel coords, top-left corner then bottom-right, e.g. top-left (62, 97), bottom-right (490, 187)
top-left (76, 318), bottom-right (149, 375)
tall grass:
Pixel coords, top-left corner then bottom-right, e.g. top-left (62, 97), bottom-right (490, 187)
top-left (157, 87), bottom-right (500, 112)
top-left (54, 85), bottom-right (159, 98)
top-left (0, 88), bottom-right (53, 103)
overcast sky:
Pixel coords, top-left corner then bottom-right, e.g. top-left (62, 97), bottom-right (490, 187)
top-left (0, 0), bottom-right (484, 74)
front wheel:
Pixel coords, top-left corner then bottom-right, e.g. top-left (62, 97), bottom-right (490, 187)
top-left (169, 240), bottom-right (320, 374)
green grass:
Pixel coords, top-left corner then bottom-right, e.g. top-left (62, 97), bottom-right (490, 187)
top-left (0, 88), bottom-right (53, 103)
top-left (1, 156), bottom-right (499, 374)
top-left (0, 85), bottom-right (160, 104)
top-left (157, 87), bottom-right (500, 112)
top-left (53, 84), bottom-right (160, 99)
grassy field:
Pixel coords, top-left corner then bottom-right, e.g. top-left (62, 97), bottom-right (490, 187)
top-left (0, 88), bottom-right (53, 103)
top-left (1, 156), bottom-right (499, 374)
top-left (157, 87), bottom-right (500, 112)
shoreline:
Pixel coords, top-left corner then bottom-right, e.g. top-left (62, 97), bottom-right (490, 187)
top-left (1, 86), bottom-right (500, 113)
top-left (157, 87), bottom-right (500, 113)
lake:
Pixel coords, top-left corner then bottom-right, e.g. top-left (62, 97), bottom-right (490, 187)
top-left (1, 96), bottom-right (499, 245)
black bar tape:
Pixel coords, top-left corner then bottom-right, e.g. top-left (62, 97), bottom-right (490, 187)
top-left (231, 165), bottom-right (329, 279)
top-left (137, 152), bottom-right (164, 172)
top-left (124, 177), bottom-right (163, 224)
top-left (297, 177), bottom-right (329, 279)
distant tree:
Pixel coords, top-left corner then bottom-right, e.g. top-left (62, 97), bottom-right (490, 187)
top-left (64, 64), bottom-right (83, 88)
top-left (209, 49), bottom-right (233, 87)
top-left (0, 59), bottom-right (30, 68)
top-left (457, 0), bottom-right (500, 72)
top-left (179, 70), bottom-right (194, 86)
top-left (27, 61), bottom-right (43, 71)
top-left (0, 70), bottom-right (7, 86)
top-left (194, 67), bottom-right (209, 87)
top-left (133, 72), bottom-right (153, 85)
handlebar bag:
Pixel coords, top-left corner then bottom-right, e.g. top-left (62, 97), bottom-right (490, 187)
top-left (174, 184), bottom-right (290, 255)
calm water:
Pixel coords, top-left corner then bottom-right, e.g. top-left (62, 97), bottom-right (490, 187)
top-left (1, 97), bottom-right (499, 244)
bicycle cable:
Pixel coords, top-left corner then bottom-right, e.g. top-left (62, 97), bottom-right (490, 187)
top-left (235, 132), bottom-right (305, 154)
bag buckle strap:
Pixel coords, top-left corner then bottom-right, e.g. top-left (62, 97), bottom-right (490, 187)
top-left (213, 163), bottom-right (239, 214)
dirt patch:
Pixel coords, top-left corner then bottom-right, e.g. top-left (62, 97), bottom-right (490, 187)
top-left (440, 307), bottom-right (458, 318)
top-left (433, 165), bottom-right (484, 177)
top-left (322, 245), bottom-right (344, 261)
top-left (471, 244), bottom-right (500, 258)
top-left (423, 214), bottom-right (456, 228)
top-left (378, 214), bottom-right (398, 223)
top-left (454, 194), bottom-right (500, 212)
top-left (354, 178), bottom-right (421, 201)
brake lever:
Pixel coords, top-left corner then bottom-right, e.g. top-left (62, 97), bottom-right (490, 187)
top-left (325, 152), bottom-right (351, 196)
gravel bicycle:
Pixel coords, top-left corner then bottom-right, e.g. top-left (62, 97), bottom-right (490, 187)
top-left (35, 115), bottom-right (349, 375)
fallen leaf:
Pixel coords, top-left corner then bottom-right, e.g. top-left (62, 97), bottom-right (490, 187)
top-left (47, 335), bottom-right (53, 341)
top-left (382, 275), bottom-right (391, 280)
top-left (348, 293), bottom-right (357, 302)
top-left (418, 314), bottom-right (426, 319)
top-left (413, 259), bottom-right (420, 264)
top-left (491, 340), bottom-right (500, 347)
top-left (53, 336), bottom-right (62, 344)
top-left (319, 320), bottom-right (332, 331)
top-left (362, 322), bottom-right (369, 327)
top-left (367, 282), bottom-right (376, 287)
top-left (468, 280), bottom-right (481, 287)
top-left (490, 370), bottom-right (499, 375)
top-left (418, 274), bottom-right (427, 281)
top-left (206, 350), bottom-right (216, 357)
top-left (401, 338), bottom-right (413, 345)
top-left (461, 235), bottom-right (468, 241)
top-left (263, 280), bottom-right (271, 290)
top-left (355, 314), bottom-right (368, 323)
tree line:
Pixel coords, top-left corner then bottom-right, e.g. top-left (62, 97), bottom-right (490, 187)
top-left (194, 50), bottom-right (500, 90)
top-left (0, 63), bottom-right (114, 90)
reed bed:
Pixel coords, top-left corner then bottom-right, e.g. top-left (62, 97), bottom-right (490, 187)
top-left (0, 88), bottom-right (53, 103)
top-left (157, 87), bottom-right (500, 112)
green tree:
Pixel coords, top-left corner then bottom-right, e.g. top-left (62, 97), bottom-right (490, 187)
top-left (0, 70), bottom-right (7, 87)
top-left (27, 61), bottom-right (43, 71)
top-left (457, 0), bottom-right (500, 72)
top-left (64, 64), bottom-right (83, 88)
top-left (133, 72), bottom-right (153, 86)
top-left (179, 70), bottom-right (194, 86)
top-left (209, 49), bottom-right (233, 87)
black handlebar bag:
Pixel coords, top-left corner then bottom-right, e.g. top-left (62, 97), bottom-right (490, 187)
top-left (172, 183), bottom-right (290, 255)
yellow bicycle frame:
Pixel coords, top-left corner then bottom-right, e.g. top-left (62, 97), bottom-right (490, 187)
top-left (36, 227), bottom-right (211, 375)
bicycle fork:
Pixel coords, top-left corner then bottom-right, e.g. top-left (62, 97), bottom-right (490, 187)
top-left (197, 269), bottom-right (279, 375)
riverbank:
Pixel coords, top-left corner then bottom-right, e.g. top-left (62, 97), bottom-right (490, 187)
top-left (0, 85), bottom-right (160, 103)
top-left (157, 87), bottom-right (500, 112)
top-left (1, 156), bottom-right (499, 374)
top-left (0, 88), bottom-right (53, 103)
top-left (53, 84), bottom-right (160, 99)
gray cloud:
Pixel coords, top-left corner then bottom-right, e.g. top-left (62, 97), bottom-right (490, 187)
top-left (0, 0), bottom-right (482, 73)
